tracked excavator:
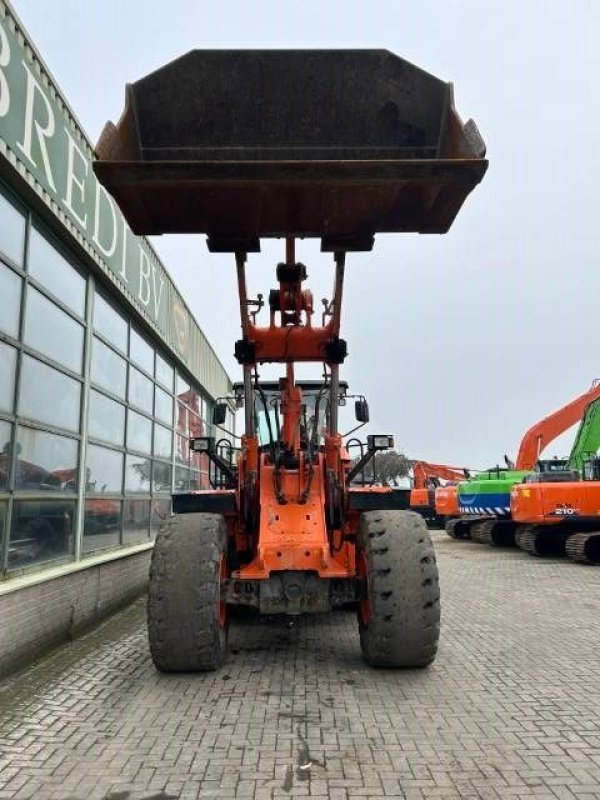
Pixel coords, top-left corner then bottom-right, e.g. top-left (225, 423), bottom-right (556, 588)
top-left (435, 484), bottom-right (465, 536)
top-left (94, 49), bottom-right (487, 670)
top-left (511, 395), bottom-right (600, 564)
top-left (447, 380), bottom-right (600, 546)
top-left (409, 461), bottom-right (470, 526)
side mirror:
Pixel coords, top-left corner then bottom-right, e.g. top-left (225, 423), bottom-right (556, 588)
top-left (355, 399), bottom-right (370, 423)
top-left (212, 402), bottom-right (227, 426)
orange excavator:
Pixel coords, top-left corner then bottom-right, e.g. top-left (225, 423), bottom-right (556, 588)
top-left (410, 461), bottom-right (470, 526)
top-left (434, 485), bottom-right (461, 529)
top-left (94, 49), bottom-right (487, 670)
top-left (511, 393), bottom-right (600, 564)
top-left (445, 380), bottom-right (600, 544)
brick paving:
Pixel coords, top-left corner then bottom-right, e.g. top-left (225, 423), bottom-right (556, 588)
top-left (1, 530), bottom-right (600, 799)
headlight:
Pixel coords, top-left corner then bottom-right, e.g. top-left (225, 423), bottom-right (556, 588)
top-left (367, 434), bottom-right (394, 451)
top-left (190, 436), bottom-right (215, 453)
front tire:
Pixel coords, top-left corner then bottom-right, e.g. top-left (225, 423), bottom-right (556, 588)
top-left (147, 513), bottom-right (229, 672)
top-left (357, 510), bottom-right (440, 667)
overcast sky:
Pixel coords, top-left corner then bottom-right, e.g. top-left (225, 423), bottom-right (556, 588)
top-left (12, 0), bottom-right (600, 468)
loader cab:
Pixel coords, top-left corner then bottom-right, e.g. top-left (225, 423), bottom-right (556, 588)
top-left (233, 380), bottom-right (349, 450)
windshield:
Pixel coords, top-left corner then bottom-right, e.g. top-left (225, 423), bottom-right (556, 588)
top-left (254, 384), bottom-right (331, 448)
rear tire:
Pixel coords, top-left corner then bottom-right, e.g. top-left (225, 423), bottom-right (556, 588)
top-left (357, 510), bottom-right (440, 667)
top-left (148, 513), bottom-right (229, 672)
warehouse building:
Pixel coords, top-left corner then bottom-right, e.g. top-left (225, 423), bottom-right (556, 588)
top-left (0, 1), bottom-right (233, 674)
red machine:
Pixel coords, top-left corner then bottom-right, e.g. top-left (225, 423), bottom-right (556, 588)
top-left (94, 49), bottom-right (487, 670)
top-left (434, 486), bottom-right (460, 519)
top-left (511, 392), bottom-right (600, 564)
top-left (410, 461), bottom-right (469, 526)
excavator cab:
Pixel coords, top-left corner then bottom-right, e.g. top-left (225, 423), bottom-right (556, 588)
top-left (582, 455), bottom-right (600, 481)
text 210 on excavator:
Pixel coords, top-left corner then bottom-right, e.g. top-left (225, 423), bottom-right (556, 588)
top-left (94, 50), bottom-right (487, 671)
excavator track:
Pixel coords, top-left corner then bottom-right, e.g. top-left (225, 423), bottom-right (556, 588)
top-left (516, 526), bottom-right (568, 558)
top-left (445, 518), bottom-right (471, 540)
top-left (516, 527), bottom-right (541, 556)
top-left (490, 521), bottom-right (516, 547)
top-left (515, 525), bottom-right (538, 550)
top-left (469, 520), bottom-right (494, 545)
top-left (565, 532), bottom-right (600, 565)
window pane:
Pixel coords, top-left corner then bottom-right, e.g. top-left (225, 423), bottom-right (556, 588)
top-left (191, 449), bottom-right (210, 473)
top-left (154, 386), bottom-right (173, 426)
top-left (125, 454), bottom-right (152, 493)
top-left (151, 498), bottom-right (171, 540)
top-left (15, 427), bottom-right (78, 492)
top-left (176, 373), bottom-right (190, 398)
top-left (0, 262), bottom-right (22, 337)
top-left (0, 341), bottom-right (17, 412)
top-left (123, 498), bottom-right (150, 544)
top-left (0, 420), bottom-right (11, 491)
top-left (155, 353), bottom-right (174, 391)
top-left (153, 424), bottom-right (172, 460)
top-left (0, 192), bottom-right (26, 266)
top-left (176, 403), bottom-right (188, 434)
top-left (28, 228), bottom-right (85, 316)
top-left (127, 410), bottom-right (152, 454)
top-left (130, 328), bottom-right (154, 375)
top-left (88, 390), bottom-right (125, 446)
top-left (8, 499), bottom-right (75, 569)
top-left (189, 411), bottom-right (204, 438)
top-left (83, 499), bottom-right (122, 554)
top-left (24, 287), bottom-right (84, 373)
top-left (90, 337), bottom-right (126, 398)
top-left (19, 356), bottom-right (81, 432)
top-left (0, 502), bottom-right (6, 559)
top-left (179, 386), bottom-right (201, 415)
top-left (86, 444), bottom-right (123, 493)
top-left (175, 433), bottom-right (189, 465)
top-left (93, 293), bottom-right (127, 352)
top-left (174, 465), bottom-right (191, 491)
top-left (128, 367), bottom-right (153, 414)
top-left (152, 461), bottom-right (172, 493)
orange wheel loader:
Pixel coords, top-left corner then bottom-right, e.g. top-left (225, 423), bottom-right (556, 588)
top-left (93, 49), bottom-right (487, 670)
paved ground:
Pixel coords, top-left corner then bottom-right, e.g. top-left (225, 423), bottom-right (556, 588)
top-left (1, 530), bottom-right (600, 800)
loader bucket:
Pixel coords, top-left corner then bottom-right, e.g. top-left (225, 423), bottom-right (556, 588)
top-left (94, 50), bottom-right (487, 251)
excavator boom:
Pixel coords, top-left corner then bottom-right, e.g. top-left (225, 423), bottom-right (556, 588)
top-left (412, 461), bottom-right (469, 489)
top-left (515, 381), bottom-right (600, 469)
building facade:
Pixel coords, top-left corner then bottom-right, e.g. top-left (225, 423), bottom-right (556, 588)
top-left (0, 1), bottom-right (233, 674)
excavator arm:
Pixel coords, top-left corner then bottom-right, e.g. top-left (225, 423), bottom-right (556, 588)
top-left (515, 380), bottom-right (600, 470)
top-left (413, 461), bottom-right (470, 489)
top-left (567, 397), bottom-right (600, 470)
